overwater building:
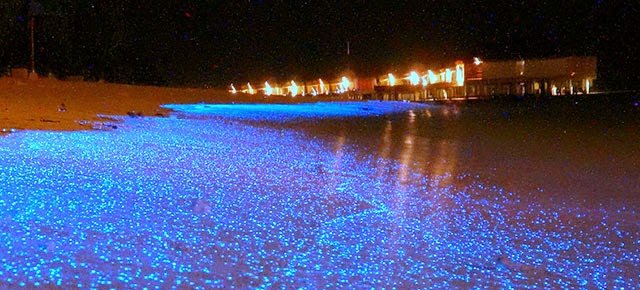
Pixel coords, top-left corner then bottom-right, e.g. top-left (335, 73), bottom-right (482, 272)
top-left (368, 56), bottom-right (597, 101)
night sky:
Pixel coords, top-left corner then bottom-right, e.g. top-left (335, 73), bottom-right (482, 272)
top-left (1, 1), bottom-right (638, 89)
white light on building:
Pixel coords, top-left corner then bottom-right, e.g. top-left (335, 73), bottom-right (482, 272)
top-left (455, 63), bottom-right (464, 86)
top-left (408, 71), bottom-right (420, 86)
top-left (289, 81), bottom-right (299, 97)
top-left (445, 69), bottom-right (452, 83)
top-left (264, 81), bottom-right (273, 96)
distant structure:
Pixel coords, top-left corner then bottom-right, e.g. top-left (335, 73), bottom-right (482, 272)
top-left (229, 56), bottom-right (597, 101)
top-left (369, 56), bottom-right (597, 101)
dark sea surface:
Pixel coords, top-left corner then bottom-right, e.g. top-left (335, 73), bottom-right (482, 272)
top-left (288, 95), bottom-right (640, 202)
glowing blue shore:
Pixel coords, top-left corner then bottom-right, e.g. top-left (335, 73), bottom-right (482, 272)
top-left (0, 102), bottom-right (637, 288)
top-left (163, 101), bottom-right (430, 120)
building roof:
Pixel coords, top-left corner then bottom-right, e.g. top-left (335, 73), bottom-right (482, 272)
top-left (467, 56), bottom-right (597, 80)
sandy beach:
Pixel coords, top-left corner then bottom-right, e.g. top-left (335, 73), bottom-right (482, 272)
top-left (0, 77), bottom-right (349, 132)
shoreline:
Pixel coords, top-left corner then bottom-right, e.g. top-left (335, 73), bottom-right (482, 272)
top-left (0, 77), bottom-right (354, 132)
top-left (2, 77), bottom-right (637, 133)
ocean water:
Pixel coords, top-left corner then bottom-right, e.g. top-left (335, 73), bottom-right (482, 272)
top-left (0, 100), bottom-right (638, 288)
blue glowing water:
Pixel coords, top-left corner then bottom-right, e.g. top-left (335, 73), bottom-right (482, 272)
top-left (0, 101), bottom-right (637, 288)
top-left (163, 101), bottom-right (429, 120)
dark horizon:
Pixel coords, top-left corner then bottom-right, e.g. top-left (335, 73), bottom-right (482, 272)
top-left (1, 1), bottom-right (638, 90)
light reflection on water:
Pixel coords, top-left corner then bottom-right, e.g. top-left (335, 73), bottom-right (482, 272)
top-left (275, 100), bottom-right (639, 286)
top-left (288, 101), bottom-right (639, 203)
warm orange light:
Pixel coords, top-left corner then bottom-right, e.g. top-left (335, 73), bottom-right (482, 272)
top-left (230, 84), bottom-right (237, 94)
top-left (473, 57), bottom-right (483, 65)
top-left (586, 80), bottom-right (590, 94)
